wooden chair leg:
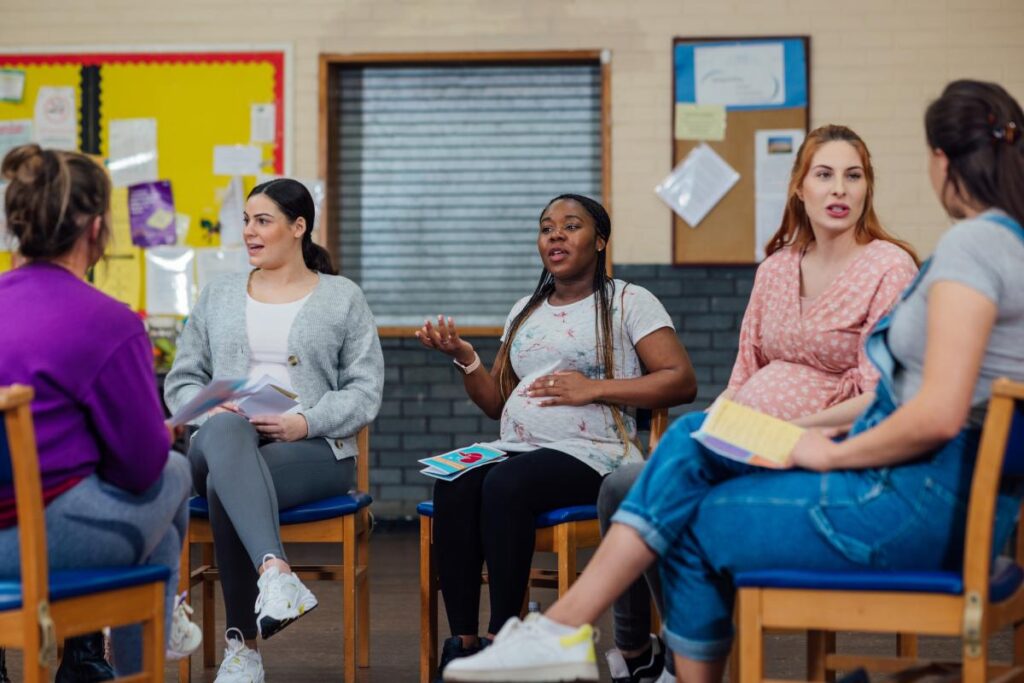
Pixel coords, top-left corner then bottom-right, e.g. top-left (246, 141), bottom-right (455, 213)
top-left (178, 536), bottom-right (192, 683)
top-left (357, 512), bottom-right (370, 668)
top-left (897, 633), bottom-right (919, 658)
top-left (343, 515), bottom-right (357, 683)
top-left (737, 589), bottom-right (763, 683)
top-left (201, 543), bottom-right (216, 669)
top-left (420, 515), bottom-right (437, 683)
top-left (963, 643), bottom-right (988, 683)
top-left (806, 630), bottom-right (836, 682)
top-left (556, 524), bottom-right (576, 597)
top-left (144, 582), bottom-right (167, 681)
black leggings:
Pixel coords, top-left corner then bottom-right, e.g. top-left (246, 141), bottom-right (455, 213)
top-left (432, 448), bottom-right (604, 636)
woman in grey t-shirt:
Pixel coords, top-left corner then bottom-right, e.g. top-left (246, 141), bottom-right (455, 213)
top-left (442, 82), bottom-right (1024, 683)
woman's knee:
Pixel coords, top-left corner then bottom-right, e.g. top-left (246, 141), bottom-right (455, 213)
top-left (190, 412), bottom-right (258, 465)
top-left (598, 462), bottom-right (643, 522)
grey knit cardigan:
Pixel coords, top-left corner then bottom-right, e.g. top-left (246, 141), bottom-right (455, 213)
top-left (164, 271), bottom-right (384, 460)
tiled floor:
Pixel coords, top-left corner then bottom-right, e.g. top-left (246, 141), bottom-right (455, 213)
top-left (2, 529), bottom-right (1013, 681)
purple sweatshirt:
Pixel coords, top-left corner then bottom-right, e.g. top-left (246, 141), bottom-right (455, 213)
top-left (0, 262), bottom-right (170, 527)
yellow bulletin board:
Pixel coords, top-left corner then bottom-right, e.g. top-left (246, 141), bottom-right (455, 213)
top-left (0, 49), bottom-right (288, 307)
top-left (670, 37), bottom-right (810, 264)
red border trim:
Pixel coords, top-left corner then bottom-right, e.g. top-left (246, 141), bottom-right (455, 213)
top-left (0, 51), bottom-right (285, 172)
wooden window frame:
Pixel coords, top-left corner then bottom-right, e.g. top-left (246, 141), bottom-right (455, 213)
top-left (318, 50), bottom-right (612, 338)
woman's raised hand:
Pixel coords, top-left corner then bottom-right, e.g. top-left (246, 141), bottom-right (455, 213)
top-left (416, 315), bottom-right (475, 362)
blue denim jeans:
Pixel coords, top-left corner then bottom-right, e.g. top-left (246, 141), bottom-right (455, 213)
top-left (612, 411), bottom-right (1019, 662)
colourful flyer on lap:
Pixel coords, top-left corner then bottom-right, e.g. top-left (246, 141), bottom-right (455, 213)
top-left (419, 444), bottom-right (507, 481)
top-left (691, 399), bottom-right (803, 469)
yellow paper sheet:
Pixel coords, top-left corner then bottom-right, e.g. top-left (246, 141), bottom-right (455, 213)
top-left (701, 399), bottom-right (804, 466)
top-left (108, 187), bottom-right (132, 250)
top-left (0, 251), bottom-right (11, 273)
top-left (93, 248), bottom-right (142, 310)
top-left (674, 103), bottom-right (727, 141)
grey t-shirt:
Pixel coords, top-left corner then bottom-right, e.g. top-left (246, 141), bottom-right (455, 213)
top-left (889, 210), bottom-right (1024, 425)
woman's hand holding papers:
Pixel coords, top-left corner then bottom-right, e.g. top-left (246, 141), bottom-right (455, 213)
top-left (789, 429), bottom-right (841, 472)
top-left (249, 413), bottom-right (309, 442)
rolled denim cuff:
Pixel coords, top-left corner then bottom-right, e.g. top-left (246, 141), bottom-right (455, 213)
top-left (662, 626), bottom-right (733, 663)
top-left (611, 507), bottom-right (671, 557)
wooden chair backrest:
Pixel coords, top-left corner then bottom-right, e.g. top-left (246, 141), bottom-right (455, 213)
top-left (0, 385), bottom-right (48, 615)
top-left (961, 379), bottom-right (1024, 601)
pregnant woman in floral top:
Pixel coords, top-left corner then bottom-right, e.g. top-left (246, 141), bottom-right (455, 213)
top-left (415, 194), bottom-right (697, 679)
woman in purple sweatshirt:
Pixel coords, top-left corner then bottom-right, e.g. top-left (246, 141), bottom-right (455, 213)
top-left (0, 144), bottom-right (201, 675)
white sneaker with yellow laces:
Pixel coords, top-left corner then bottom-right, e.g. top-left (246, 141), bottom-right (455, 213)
top-left (443, 613), bottom-right (598, 682)
top-left (214, 628), bottom-right (264, 683)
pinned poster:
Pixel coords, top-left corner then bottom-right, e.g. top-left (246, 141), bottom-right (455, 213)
top-left (0, 252), bottom-right (11, 273)
top-left (218, 177), bottom-right (245, 247)
top-left (655, 143), bottom-right (740, 228)
top-left (0, 70), bottom-right (26, 103)
top-left (128, 180), bottom-right (177, 247)
top-left (93, 249), bottom-right (142, 309)
top-left (694, 43), bottom-right (786, 108)
top-left (33, 87), bottom-right (77, 151)
top-left (251, 104), bottom-right (276, 143)
top-left (214, 145), bottom-right (262, 176)
top-left (108, 119), bottom-right (158, 188)
top-left (145, 246), bottom-right (196, 316)
top-left (0, 120), bottom-right (32, 159)
top-left (754, 129), bottom-right (804, 261)
top-left (196, 247), bottom-right (250, 290)
top-left (107, 187), bottom-right (133, 249)
top-left (674, 104), bottom-right (726, 141)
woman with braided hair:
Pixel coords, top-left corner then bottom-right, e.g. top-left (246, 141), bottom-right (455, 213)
top-left (415, 194), bottom-right (697, 680)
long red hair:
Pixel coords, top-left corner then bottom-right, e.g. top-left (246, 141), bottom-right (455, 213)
top-left (764, 124), bottom-right (919, 264)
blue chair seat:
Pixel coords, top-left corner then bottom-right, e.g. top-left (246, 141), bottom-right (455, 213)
top-left (735, 558), bottom-right (1024, 603)
top-left (0, 565), bottom-right (170, 612)
top-left (190, 492), bottom-right (373, 525)
top-left (417, 501), bottom-right (598, 529)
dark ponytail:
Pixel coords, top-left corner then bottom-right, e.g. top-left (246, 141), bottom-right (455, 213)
top-left (925, 80), bottom-right (1024, 228)
top-left (247, 178), bottom-right (336, 275)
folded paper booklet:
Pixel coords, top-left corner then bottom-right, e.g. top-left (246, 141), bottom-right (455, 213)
top-left (419, 444), bottom-right (507, 481)
top-left (691, 399), bottom-right (804, 469)
top-left (235, 375), bottom-right (299, 417)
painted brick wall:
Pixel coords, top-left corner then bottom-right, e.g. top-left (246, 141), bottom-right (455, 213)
top-left (369, 264), bottom-right (755, 518)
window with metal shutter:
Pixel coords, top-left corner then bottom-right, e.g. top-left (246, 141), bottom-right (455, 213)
top-left (329, 60), bottom-right (604, 331)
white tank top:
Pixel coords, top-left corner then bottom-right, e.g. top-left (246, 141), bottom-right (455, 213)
top-left (245, 292), bottom-right (312, 390)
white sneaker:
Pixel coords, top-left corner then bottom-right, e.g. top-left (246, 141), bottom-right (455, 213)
top-left (214, 628), bottom-right (265, 683)
top-left (254, 554), bottom-right (318, 639)
top-left (166, 591), bottom-right (203, 661)
top-left (443, 613), bottom-right (598, 682)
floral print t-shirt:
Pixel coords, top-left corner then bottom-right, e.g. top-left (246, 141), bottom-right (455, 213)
top-left (484, 279), bottom-right (674, 475)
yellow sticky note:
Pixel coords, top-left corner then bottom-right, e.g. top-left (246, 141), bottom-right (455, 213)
top-left (674, 103), bottom-right (727, 141)
top-left (0, 252), bottom-right (11, 273)
top-left (93, 248), bottom-right (142, 310)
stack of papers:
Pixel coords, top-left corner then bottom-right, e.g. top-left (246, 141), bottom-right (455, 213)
top-left (691, 399), bottom-right (803, 468)
top-left (419, 444), bottom-right (507, 481)
top-left (167, 374), bottom-right (299, 426)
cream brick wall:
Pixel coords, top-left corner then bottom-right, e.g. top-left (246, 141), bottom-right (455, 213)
top-left (3, 0), bottom-right (1022, 262)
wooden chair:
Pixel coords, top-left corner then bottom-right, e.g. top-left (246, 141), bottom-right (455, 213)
top-left (418, 408), bottom-right (669, 683)
top-left (736, 378), bottom-right (1024, 683)
top-left (0, 384), bottom-right (168, 683)
top-left (179, 426), bottom-right (372, 683)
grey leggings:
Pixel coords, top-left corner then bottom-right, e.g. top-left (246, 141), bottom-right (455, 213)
top-left (598, 462), bottom-right (666, 652)
top-left (188, 412), bottom-right (356, 639)
top-left (0, 453), bottom-right (191, 676)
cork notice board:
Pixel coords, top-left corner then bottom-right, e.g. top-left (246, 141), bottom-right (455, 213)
top-left (671, 37), bottom-right (810, 264)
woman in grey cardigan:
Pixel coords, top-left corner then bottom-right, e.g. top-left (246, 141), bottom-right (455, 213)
top-left (165, 178), bottom-right (384, 683)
